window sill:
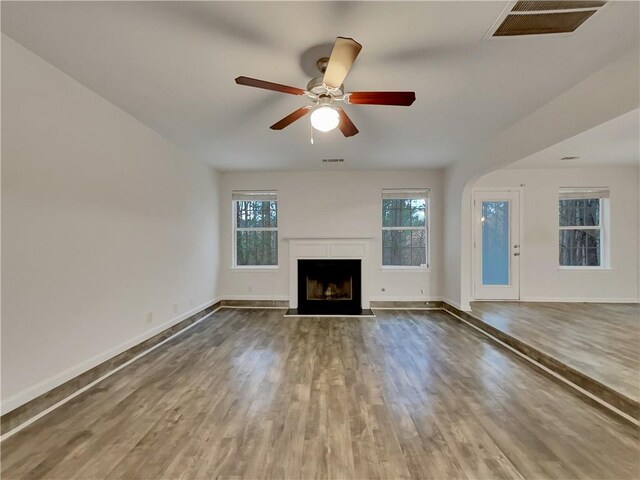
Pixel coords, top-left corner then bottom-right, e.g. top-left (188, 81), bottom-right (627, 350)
top-left (558, 266), bottom-right (611, 272)
top-left (380, 266), bottom-right (431, 272)
top-left (231, 266), bottom-right (279, 271)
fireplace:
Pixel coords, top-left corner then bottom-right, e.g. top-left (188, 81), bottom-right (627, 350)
top-left (297, 259), bottom-right (362, 315)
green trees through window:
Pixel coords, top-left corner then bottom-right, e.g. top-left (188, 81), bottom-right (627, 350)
top-left (382, 195), bottom-right (428, 267)
top-left (559, 197), bottom-right (602, 267)
top-left (235, 199), bottom-right (278, 266)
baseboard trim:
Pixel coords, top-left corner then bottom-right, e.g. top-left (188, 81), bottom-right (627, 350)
top-left (221, 299), bottom-right (289, 308)
top-left (220, 295), bottom-right (290, 301)
top-left (370, 300), bottom-right (443, 309)
top-left (520, 297), bottom-right (639, 303)
top-left (369, 296), bottom-right (443, 302)
top-left (220, 299), bottom-right (449, 310)
top-left (1, 300), bottom-right (222, 438)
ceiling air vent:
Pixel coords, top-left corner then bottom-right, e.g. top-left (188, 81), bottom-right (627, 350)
top-left (322, 158), bottom-right (344, 163)
top-left (490, 1), bottom-right (606, 37)
top-left (511, 1), bottom-right (606, 12)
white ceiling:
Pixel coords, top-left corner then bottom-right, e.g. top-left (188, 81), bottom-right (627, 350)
top-left (2, 1), bottom-right (639, 171)
top-left (507, 108), bottom-right (640, 169)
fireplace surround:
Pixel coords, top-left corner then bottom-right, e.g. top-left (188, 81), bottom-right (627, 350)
top-left (286, 237), bottom-right (372, 314)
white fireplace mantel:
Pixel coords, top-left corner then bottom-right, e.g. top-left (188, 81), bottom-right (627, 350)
top-left (287, 237), bottom-right (371, 309)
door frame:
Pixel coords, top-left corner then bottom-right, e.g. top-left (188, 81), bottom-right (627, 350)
top-left (471, 187), bottom-right (523, 301)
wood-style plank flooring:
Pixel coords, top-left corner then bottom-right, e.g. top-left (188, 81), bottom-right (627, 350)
top-left (470, 302), bottom-right (640, 402)
top-left (1, 308), bottom-right (639, 479)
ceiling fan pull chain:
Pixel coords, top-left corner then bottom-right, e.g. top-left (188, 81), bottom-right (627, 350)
top-left (310, 120), bottom-right (314, 145)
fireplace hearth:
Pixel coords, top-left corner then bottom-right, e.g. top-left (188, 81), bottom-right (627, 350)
top-left (297, 259), bottom-right (362, 314)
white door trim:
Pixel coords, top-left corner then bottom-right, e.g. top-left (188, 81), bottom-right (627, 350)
top-left (472, 188), bottom-right (523, 301)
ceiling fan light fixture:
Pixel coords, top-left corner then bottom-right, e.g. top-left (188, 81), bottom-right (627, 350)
top-left (310, 105), bottom-right (340, 132)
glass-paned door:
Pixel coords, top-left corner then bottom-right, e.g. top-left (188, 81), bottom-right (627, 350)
top-left (474, 190), bottom-right (520, 300)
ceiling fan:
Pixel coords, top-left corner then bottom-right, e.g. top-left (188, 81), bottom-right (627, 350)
top-left (235, 37), bottom-right (416, 138)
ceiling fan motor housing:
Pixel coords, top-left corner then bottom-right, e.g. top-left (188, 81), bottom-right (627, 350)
top-left (307, 76), bottom-right (344, 97)
top-left (306, 57), bottom-right (344, 96)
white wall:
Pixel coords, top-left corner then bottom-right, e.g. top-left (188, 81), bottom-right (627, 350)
top-left (473, 167), bottom-right (639, 302)
top-left (1, 35), bottom-right (221, 412)
top-left (442, 50), bottom-right (640, 310)
top-left (218, 170), bottom-right (443, 302)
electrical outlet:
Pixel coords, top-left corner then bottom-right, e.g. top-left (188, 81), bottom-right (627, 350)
top-left (420, 288), bottom-right (425, 294)
top-left (173, 303), bottom-right (178, 314)
top-left (189, 296), bottom-right (193, 306)
top-left (248, 285), bottom-right (253, 293)
top-left (146, 312), bottom-right (153, 324)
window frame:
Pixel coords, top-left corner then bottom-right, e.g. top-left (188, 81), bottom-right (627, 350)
top-left (380, 189), bottom-right (430, 270)
top-left (232, 193), bottom-right (279, 270)
top-left (558, 190), bottom-right (609, 270)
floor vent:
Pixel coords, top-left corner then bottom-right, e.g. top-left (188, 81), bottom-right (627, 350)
top-left (489, 1), bottom-right (606, 37)
top-left (322, 158), bottom-right (344, 163)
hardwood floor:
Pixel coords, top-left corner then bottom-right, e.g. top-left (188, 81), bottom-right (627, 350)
top-left (469, 302), bottom-right (640, 403)
top-left (1, 308), bottom-right (638, 479)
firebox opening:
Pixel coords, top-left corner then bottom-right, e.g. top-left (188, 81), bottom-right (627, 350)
top-left (306, 276), bottom-right (352, 301)
top-left (298, 259), bottom-right (362, 314)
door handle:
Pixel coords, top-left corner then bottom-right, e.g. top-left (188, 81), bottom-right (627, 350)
top-left (513, 252), bottom-right (520, 256)
top-left (513, 244), bottom-right (519, 248)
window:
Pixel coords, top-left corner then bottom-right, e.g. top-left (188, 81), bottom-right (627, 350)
top-left (382, 189), bottom-right (429, 267)
top-left (233, 191), bottom-right (278, 267)
top-left (559, 188), bottom-right (609, 267)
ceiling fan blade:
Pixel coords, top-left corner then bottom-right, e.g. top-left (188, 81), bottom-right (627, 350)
top-left (323, 37), bottom-right (363, 89)
top-left (337, 108), bottom-right (359, 137)
top-left (346, 91), bottom-right (416, 106)
top-left (235, 76), bottom-right (305, 96)
top-left (270, 106), bottom-right (311, 130)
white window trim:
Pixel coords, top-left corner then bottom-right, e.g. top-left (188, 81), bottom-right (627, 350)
top-left (232, 197), bottom-right (279, 269)
top-left (558, 266), bottom-right (611, 271)
top-left (558, 196), bottom-right (609, 270)
top-left (380, 266), bottom-right (430, 271)
top-left (381, 192), bottom-right (430, 269)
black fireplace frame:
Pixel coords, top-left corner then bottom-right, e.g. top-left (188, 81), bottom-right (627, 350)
top-left (297, 259), bottom-right (362, 315)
